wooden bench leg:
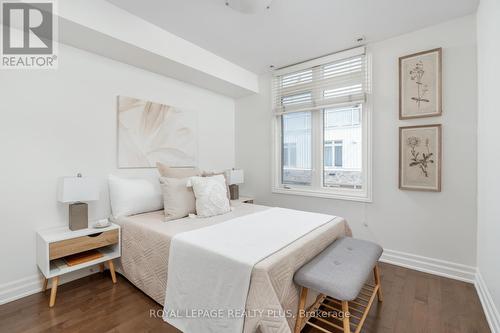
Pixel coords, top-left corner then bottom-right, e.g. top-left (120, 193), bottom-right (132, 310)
top-left (374, 264), bottom-right (383, 302)
top-left (294, 287), bottom-right (308, 333)
top-left (108, 260), bottom-right (117, 284)
top-left (49, 276), bottom-right (59, 308)
top-left (99, 263), bottom-right (105, 273)
top-left (42, 278), bottom-right (48, 292)
top-left (342, 301), bottom-right (351, 333)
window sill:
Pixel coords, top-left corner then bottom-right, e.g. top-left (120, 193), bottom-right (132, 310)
top-left (272, 186), bottom-right (372, 203)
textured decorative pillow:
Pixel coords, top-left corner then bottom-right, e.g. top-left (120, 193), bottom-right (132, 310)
top-left (108, 175), bottom-right (163, 219)
top-left (188, 175), bottom-right (230, 218)
top-left (159, 177), bottom-right (196, 221)
top-left (201, 170), bottom-right (230, 199)
top-left (157, 162), bottom-right (200, 178)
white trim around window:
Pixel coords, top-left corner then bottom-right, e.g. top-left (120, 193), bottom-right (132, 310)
top-left (271, 102), bottom-right (372, 202)
top-left (271, 48), bottom-right (372, 203)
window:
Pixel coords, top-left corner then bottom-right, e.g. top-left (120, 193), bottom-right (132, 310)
top-left (272, 47), bottom-right (371, 202)
top-left (324, 139), bottom-right (343, 168)
top-left (334, 140), bottom-right (343, 167)
top-left (324, 141), bottom-right (333, 167)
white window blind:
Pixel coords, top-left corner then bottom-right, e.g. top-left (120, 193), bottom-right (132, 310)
top-left (272, 47), bottom-right (368, 114)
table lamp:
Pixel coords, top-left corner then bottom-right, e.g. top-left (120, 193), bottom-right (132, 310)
top-left (57, 174), bottom-right (99, 231)
top-left (225, 169), bottom-right (244, 200)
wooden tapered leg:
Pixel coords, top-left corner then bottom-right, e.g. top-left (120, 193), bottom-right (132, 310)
top-left (49, 276), bottom-right (59, 308)
top-left (42, 278), bottom-right (48, 292)
top-left (108, 260), bottom-right (117, 284)
top-left (374, 264), bottom-right (383, 302)
top-left (99, 263), bottom-right (105, 273)
top-left (294, 287), bottom-right (308, 333)
top-left (342, 301), bottom-right (351, 333)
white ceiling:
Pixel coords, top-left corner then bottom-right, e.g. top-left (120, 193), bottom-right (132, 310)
top-left (107, 0), bottom-right (478, 73)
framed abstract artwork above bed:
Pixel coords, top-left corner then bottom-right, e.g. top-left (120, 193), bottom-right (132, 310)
top-left (117, 96), bottom-right (197, 168)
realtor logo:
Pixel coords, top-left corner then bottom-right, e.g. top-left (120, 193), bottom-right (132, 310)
top-left (1, 0), bottom-right (58, 69)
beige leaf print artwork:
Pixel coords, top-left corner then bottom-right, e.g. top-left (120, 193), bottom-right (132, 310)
top-left (117, 96), bottom-right (197, 168)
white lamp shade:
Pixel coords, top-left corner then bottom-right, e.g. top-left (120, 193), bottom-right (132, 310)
top-left (57, 176), bottom-right (99, 203)
top-left (225, 169), bottom-right (244, 185)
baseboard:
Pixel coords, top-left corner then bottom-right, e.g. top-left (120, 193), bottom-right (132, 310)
top-left (475, 270), bottom-right (500, 333)
top-left (380, 248), bottom-right (476, 283)
top-left (0, 266), bottom-right (100, 305)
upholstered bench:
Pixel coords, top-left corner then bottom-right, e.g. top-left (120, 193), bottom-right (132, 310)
top-left (293, 237), bottom-right (383, 333)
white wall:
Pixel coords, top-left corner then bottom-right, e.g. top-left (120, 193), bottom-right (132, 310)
top-left (0, 43), bottom-right (235, 292)
top-left (477, 0), bottom-right (500, 329)
top-left (236, 15), bottom-right (477, 268)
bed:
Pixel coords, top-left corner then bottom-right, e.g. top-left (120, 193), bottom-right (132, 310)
top-left (114, 203), bottom-right (351, 333)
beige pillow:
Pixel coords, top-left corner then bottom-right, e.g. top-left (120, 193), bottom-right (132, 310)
top-left (157, 162), bottom-right (200, 178)
top-left (159, 177), bottom-right (196, 221)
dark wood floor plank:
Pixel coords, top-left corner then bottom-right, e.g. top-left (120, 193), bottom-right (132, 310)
top-left (427, 274), bottom-right (444, 333)
top-left (0, 263), bottom-right (490, 333)
top-left (393, 269), bottom-right (418, 332)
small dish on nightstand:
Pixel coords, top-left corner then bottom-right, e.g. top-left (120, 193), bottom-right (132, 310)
top-left (93, 218), bottom-right (111, 229)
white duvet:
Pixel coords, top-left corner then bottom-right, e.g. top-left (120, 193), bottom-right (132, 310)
top-left (163, 207), bottom-right (336, 333)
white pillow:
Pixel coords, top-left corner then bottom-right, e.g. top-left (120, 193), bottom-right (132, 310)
top-left (108, 175), bottom-right (163, 219)
top-left (188, 175), bottom-right (230, 218)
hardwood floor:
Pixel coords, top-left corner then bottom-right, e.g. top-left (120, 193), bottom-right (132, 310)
top-left (0, 263), bottom-right (490, 333)
top-left (305, 263), bottom-right (490, 333)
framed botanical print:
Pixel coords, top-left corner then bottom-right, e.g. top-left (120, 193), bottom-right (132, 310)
top-left (399, 124), bottom-right (442, 192)
top-left (399, 48), bottom-right (442, 119)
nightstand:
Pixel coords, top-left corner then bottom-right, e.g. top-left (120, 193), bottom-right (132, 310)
top-left (230, 196), bottom-right (254, 206)
top-left (36, 223), bottom-right (121, 307)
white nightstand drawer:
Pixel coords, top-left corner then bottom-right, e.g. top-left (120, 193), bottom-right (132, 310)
top-left (49, 229), bottom-right (119, 260)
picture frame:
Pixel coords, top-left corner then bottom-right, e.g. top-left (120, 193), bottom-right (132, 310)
top-left (116, 96), bottom-right (198, 169)
top-left (399, 48), bottom-right (442, 119)
top-left (399, 124), bottom-right (442, 192)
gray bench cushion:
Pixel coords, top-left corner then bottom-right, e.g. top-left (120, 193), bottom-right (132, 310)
top-left (294, 237), bottom-right (383, 301)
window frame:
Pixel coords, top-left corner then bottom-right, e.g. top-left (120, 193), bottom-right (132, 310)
top-left (271, 48), bottom-right (372, 202)
top-left (272, 101), bottom-right (372, 203)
